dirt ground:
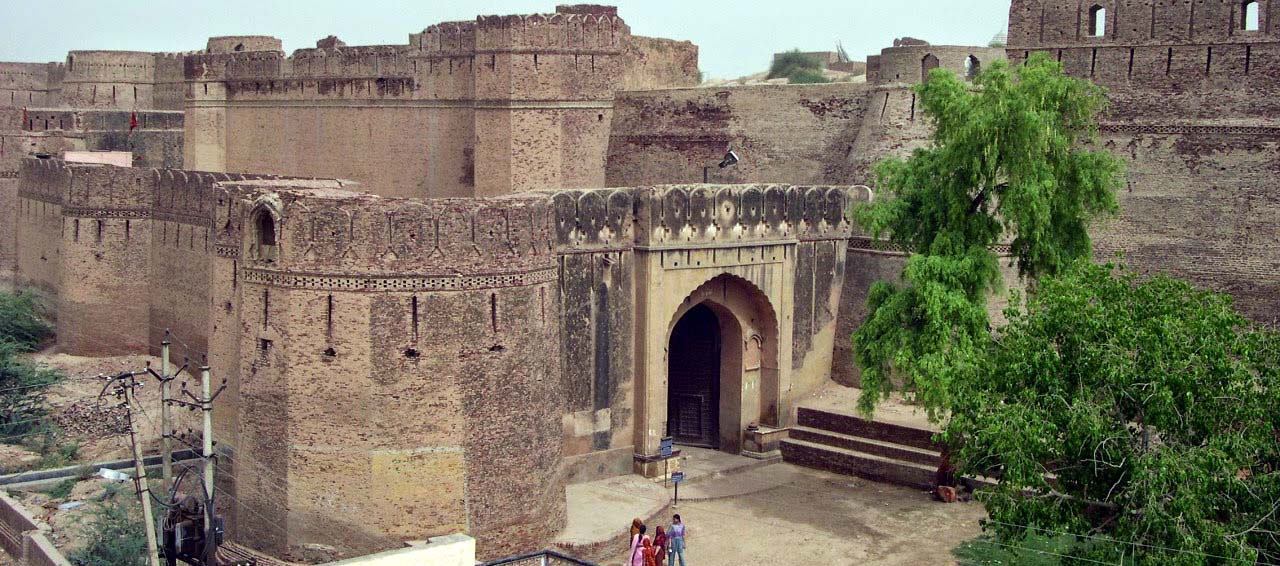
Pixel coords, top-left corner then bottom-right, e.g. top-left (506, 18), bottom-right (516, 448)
top-left (586, 464), bottom-right (986, 566)
top-left (4, 351), bottom-right (200, 470)
top-left (8, 476), bottom-right (142, 558)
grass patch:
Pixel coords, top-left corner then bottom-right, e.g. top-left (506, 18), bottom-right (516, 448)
top-left (954, 534), bottom-right (1078, 565)
top-left (45, 477), bottom-right (78, 499)
top-left (69, 484), bottom-right (148, 566)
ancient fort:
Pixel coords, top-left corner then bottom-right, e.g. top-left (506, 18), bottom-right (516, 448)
top-left (0, 0), bottom-right (1276, 562)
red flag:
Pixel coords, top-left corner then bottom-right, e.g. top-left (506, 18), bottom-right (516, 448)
top-left (129, 111), bottom-right (138, 131)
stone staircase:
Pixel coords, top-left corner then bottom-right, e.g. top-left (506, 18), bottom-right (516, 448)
top-left (780, 406), bottom-right (942, 490)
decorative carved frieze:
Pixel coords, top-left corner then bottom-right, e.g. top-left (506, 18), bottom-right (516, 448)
top-left (241, 266), bottom-right (558, 291)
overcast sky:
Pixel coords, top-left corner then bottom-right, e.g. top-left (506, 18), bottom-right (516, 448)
top-left (0, 0), bottom-right (1010, 80)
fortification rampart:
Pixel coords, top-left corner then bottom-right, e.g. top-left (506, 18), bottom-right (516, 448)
top-left (870, 44), bottom-right (1005, 85)
top-left (14, 159), bottom-right (304, 355)
top-left (14, 156), bottom-right (864, 559)
top-left (1, 62), bottom-right (64, 108)
top-left (1004, 0), bottom-right (1280, 324)
top-left (1009, 0), bottom-right (1276, 47)
top-left (621, 36), bottom-right (700, 91)
top-left (206, 36), bottom-right (283, 54)
top-left (608, 83), bottom-right (872, 187)
top-left (180, 5), bottom-right (694, 198)
top-left (8, 108), bottom-right (184, 170)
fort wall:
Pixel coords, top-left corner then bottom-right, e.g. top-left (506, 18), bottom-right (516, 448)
top-left (0, 178), bottom-right (17, 275)
top-left (0, 62), bottom-right (64, 108)
top-left (870, 45), bottom-right (1004, 85)
top-left (1008, 0), bottom-right (1280, 323)
top-left (184, 7), bottom-right (694, 199)
top-left (14, 160), bottom-right (302, 355)
top-left (14, 156), bottom-right (859, 558)
top-left (620, 36), bottom-right (700, 91)
top-left (14, 108), bottom-right (184, 169)
top-left (214, 184), bottom-right (564, 559)
top-left (608, 83), bottom-right (872, 187)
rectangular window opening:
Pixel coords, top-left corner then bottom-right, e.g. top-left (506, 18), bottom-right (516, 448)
top-left (490, 293), bottom-right (499, 333)
top-left (411, 295), bottom-right (419, 341)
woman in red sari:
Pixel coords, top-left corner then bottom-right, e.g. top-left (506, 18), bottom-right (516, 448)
top-left (652, 526), bottom-right (668, 566)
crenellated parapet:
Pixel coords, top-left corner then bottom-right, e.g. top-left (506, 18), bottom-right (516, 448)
top-left (17, 158), bottom-right (73, 205)
top-left (232, 187), bottom-right (557, 290)
top-left (18, 158), bottom-right (299, 223)
top-left (474, 11), bottom-right (629, 53)
top-left (414, 22), bottom-right (479, 57)
top-left (206, 36), bottom-right (283, 54)
top-left (1006, 0), bottom-right (1280, 121)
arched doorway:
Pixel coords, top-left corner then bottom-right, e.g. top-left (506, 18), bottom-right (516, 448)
top-left (667, 304), bottom-right (722, 448)
top-left (655, 274), bottom-right (781, 456)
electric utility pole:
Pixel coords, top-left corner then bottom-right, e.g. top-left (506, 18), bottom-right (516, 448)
top-left (166, 356), bottom-right (228, 566)
top-left (100, 371), bottom-right (162, 566)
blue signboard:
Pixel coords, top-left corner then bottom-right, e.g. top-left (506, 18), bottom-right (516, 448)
top-left (671, 471), bottom-right (685, 484)
top-left (659, 437), bottom-right (674, 459)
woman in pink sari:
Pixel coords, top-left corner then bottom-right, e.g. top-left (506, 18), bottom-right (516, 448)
top-left (628, 524), bottom-right (650, 566)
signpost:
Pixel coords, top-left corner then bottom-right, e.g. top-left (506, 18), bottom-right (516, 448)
top-left (671, 471), bottom-right (685, 506)
top-left (660, 436), bottom-right (674, 487)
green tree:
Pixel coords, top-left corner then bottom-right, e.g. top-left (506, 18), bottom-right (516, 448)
top-left (948, 260), bottom-right (1280, 565)
top-left (853, 54), bottom-right (1123, 419)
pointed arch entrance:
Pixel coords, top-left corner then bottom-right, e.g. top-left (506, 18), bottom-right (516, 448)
top-left (667, 304), bottom-right (723, 447)
top-left (661, 274), bottom-right (780, 454)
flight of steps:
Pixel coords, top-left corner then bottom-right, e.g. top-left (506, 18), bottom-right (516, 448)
top-left (781, 406), bottom-right (942, 490)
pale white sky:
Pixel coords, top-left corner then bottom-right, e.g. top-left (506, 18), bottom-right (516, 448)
top-left (0, 0), bottom-right (1009, 80)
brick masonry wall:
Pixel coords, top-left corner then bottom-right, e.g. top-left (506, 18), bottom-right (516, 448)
top-left (188, 7), bottom-right (694, 199)
top-left (217, 186), bottom-right (564, 560)
top-left (1009, 0), bottom-right (1280, 324)
top-left (607, 83), bottom-right (871, 186)
top-left (0, 178), bottom-right (16, 273)
top-left (0, 62), bottom-right (63, 109)
top-left (620, 36), bottom-right (700, 91)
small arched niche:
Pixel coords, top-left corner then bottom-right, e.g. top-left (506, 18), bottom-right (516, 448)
top-left (252, 207), bottom-right (279, 262)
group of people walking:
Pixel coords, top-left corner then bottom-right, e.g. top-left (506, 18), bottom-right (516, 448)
top-left (628, 514), bottom-right (687, 566)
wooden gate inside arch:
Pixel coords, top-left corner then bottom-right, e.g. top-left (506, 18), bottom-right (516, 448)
top-left (666, 303), bottom-right (721, 448)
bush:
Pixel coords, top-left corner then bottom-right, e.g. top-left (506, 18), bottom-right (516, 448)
top-left (69, 484), bottom-right (149, 566)
top-left (767, 49), bottom-right (824, 81)
top-left (787, 68), bottom-right (830, 84)
top-left (0, 290), bottom-right (54, 352)
top-left (0, 339), bottom-right (63, 443)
